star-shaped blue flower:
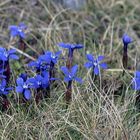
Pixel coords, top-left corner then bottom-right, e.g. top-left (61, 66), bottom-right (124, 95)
top-left (0, 47), bottom-right (19, 62)
top-left (42, 51), bottom-right (61, 65)
top-left (9, 22), bottom-right (27, 39)
top-left (58, 42), bottom-right (83, 57)
top-left (61, 65), bottom-right (83, 83)
top-left (16, 77), bottom-right (32, 100)
top-left (28, 57), bottom-right (50, 72)
top-left (84, 54), bottom-right (107, 75)
top-left (28, 74), bottom-right (49, 89)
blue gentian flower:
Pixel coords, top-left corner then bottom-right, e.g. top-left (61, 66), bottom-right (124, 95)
top-left (40, 51), bottom-right (62, 78)
top-left (28, 75), bottom-right (44, 89)
top-left (0, 47), bottom-right (19, 62)
top-left (28, 57), bottom-right (50, 72)
top-left (28, 72), bottom-right (58, 89)
top-left (122, 34), bottom-right (132, 46)
top-left (61, 65), bottom-right (83, 83)
top-left (0, 79), bottom-right (12, 95)
top-left (58, 42), bottom-right (83, 57)
top-left (16, 77), bottom-right (32, 100)
top-left (41, 51), bottom-right (61, 65)
top-left (84, 54), bottom-right (107, 75)
top-left (9, 22), bottom-right (27, 39)
top-left (132, 71), bottom-right (140, 90)
top-left (28, 74), bottom-right (49, 89)
top-left (122, 34), bottom-right (132, 69)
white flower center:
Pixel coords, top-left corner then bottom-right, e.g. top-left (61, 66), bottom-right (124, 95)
top-left (93, 62), bottom-right (98, 66)
top-left (1, 88), bottom-right (5, 92)
top-left (23, 84), bottom-right (28, 89)
top-left (4, 51), bottom-right (8, 57)
top-left (51, 54), bottom-right (55, 59)
top-left (69, 75), bottom-right (72, 79)
top-left (37, 81), bottom-right (41, 85)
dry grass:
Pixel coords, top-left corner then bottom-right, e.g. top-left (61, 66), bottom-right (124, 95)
top-left (0, 0), bottom-right (140, 139)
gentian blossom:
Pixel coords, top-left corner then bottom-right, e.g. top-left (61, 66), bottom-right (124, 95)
top-left (28, 73), bottom-right (50, 89)
top-left (58, 43), bottom-right (83, 69)
top-left (58, 42), bottom-right (83, 58)
top-left (9, 22), bottom-right (27, 39)
top-left (122, 34), bottom-right (132, 46)
top-left (0, 47), bottom-right (19, 62)
top-left (61, 65), bottom-right (82, 104)
top-left (40, 51), bottom-right (61, 65)
top-left (40, 51), bottom-right (61, 78)
top-left (61, 65), bottom-right (82, 83)
top-left (28, 57), bottom-right (50, 72)
top-left (84, 54), bottom-right (107, 75)
top-left (122, 34), bottom-right (132, 69)
top-left (16, 77), bottom-right (32, 100)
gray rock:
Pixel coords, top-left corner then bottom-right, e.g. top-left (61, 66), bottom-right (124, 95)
top-left (54, 0), bottom-right (86, 10)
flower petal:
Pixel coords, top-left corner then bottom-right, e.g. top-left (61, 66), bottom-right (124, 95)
top-left (55, 51), bottom-right (62, 56)
top-left (8, 49), bottom-right (16, 54)
top-left (19, 22), bottom-right (27, 29)
top-left (16, 86), bottom-right (23, 93)
top-left (94, 66), bottom-right (99, 75)
top-left (0, 55), bottom-right (7, 61)
top-left (75, 77), bottom-right (83, 83)
top-left (19, 73), bottom-right (27, 81)
top-left (97, 56), bottom-right (105, 61)
top-left (19, 31), bottom-right (25, 39)
top-left (9, 54), bottom-right (19, 60)
top-left (1, 79), bottom-right (6, 87)
top-left (64, 77), bottom-right (71, 82)
top-left (58, 42), bottom-right (71, 48)
top-left (9, 25), bottom-right (18, 37)
top-left (100, 63), bottom-right (107, 69)
top-left (84, 62), bottom-right (93, 68)
top-left (135, 71), bottom-right (140, 78)
top-left (86, 54), bottom-right (94, 61)
top-left (28, 61), bottom-right (37, 67)
top-left (71, 65), bottom-right (78, 77)
top-left (16, 78), bottom-right (24, 86)
top-left (72, 44), bottom-right (84, 49)
top-left (61, 66), bottom-right (69, 76)
top-left (132, 78), bottom-right (140, 90)
top-left (24, 89), bottom-right (31, 100)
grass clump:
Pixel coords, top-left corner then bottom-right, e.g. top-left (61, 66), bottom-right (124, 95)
top-left (0, 0), bottom-right (140, 140)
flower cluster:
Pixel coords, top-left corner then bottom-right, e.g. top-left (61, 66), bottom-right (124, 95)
top-left (16, 50), bottom-right (62, 100)
top-left (10, 22), bottom-right (140, 111)
top-left (7, 22), bottom-right (140, 111)
top-left (16, 72), bottom-right (56, 100)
